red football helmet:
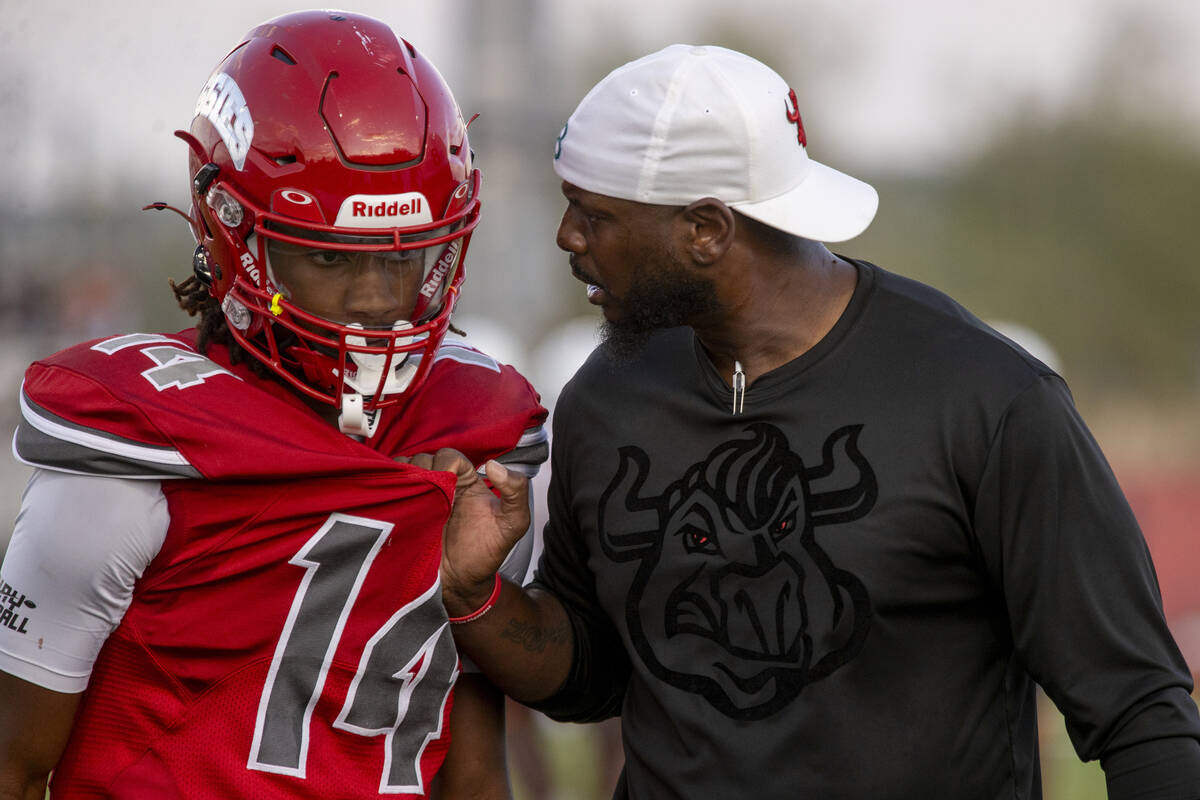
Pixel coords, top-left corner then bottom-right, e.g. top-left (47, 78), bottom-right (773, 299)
top-left (176, 10), bottom-right (480, 436)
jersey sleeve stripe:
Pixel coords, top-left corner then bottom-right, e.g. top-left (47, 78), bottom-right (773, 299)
top-left (15, 388), bottom-right (200, 479)
top-left (516, 427), bottom-right (549, 449)
top-left (491, 461), bottom-right (542, 478)
top-left (491, 426), bottom-right (549, 478)
top-left (432, 343), bottom-right (502, 373)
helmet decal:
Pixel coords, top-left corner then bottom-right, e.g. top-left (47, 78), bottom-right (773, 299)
top-left (279, 190), bottom-right (315, 206)
top-left (193, 73), bottom-right (254, 170)
top-left (271, 189), bottom-right (325, 224)
top-left (418, 240), bottom-right (462, 303)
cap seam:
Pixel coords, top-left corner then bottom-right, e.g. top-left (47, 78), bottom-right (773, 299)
top-left (710, 60), bottom-right (758, 203)
top-left (637, 54), bottom-right (694, 202)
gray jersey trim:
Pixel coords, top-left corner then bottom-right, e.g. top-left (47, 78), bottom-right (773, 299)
top-left (433, 343), bottom-right (503, 373)
top-left (493, 426), bottom-right (549, 478)
top-left (14, 387), bottom-right (200, 480)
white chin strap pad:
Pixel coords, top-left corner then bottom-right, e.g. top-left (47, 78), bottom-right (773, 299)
top-left (339, 393), bottom-right (379, 438)
top-left (343, 322), bottom-right (422, 397)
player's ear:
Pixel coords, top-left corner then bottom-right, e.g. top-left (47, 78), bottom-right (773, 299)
top-left (679, 198), bottom-right (735, 266)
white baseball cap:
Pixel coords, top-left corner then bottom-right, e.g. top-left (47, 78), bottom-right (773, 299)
top-left (552, 44), bottom-right (878, 243)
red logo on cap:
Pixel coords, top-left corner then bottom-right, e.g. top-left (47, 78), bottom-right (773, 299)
top-left (785, 89), bottom-right (807, 147)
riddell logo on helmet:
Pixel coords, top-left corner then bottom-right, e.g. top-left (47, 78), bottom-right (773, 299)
top-left (335, 192), bottom-right (433, 228)
top-left (354, 198), bottom-right (421, 217)
top-left (239, 252), bottom-right (263, 286)
top-left (418, 239), bottom-right (462, 299)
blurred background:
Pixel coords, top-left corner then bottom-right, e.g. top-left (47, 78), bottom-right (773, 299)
top-left (2, 0), bottom-right (1198, 796)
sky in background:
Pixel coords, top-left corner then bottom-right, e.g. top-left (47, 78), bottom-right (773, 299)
top-left (2, 0), bottom-right (1199, 213)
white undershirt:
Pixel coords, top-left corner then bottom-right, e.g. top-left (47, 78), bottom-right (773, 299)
top-left (0, 469), bottom-right (167, 692)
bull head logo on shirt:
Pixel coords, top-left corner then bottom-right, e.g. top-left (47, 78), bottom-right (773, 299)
top-left (599, 423), bottom-right (875, 719)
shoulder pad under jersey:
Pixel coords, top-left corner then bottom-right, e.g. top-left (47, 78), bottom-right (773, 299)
top-left (14, 332), bottom-right (396, 481)
top-left (371, 339), bottom-right (548, 468)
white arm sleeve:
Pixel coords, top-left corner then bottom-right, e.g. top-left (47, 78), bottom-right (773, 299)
top-left (0, 469), bottom-right (168, 692)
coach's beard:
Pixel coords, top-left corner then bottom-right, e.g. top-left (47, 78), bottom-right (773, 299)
top-left (599, 255), bottom-right (722, 365)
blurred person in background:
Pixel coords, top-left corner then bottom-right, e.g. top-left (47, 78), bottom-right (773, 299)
top-left (429, 45), bottom-right (1200, 799)
top-left (0, 10), bottom-right (547, 799)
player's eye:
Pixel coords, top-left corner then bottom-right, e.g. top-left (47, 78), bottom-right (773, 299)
top-left (380, 250), bottom-right (424, 269)
top-left (307, 250), bottom-right (348, 266)
top-left (384, 249), bottom-right (421, 261)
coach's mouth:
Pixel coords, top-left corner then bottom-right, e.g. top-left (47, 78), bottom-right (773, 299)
top-left (570, 258), bottom-right (610, 305)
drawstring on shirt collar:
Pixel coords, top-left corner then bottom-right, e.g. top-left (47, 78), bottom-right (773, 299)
top-left (732, 361), bottom-right (745, 415)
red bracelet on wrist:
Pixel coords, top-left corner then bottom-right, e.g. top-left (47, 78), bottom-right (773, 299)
top-left (448, 574), bottom-right (502, 625)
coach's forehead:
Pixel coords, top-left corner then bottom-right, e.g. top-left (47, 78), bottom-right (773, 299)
top-left (560, 180), bottom-right (682, 218)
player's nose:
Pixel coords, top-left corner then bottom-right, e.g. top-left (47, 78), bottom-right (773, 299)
top-left (344, 255), bottom-right (405, 321)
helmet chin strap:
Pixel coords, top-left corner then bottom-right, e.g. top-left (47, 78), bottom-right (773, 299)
top-left (337, 322), bottom-right (425, 437)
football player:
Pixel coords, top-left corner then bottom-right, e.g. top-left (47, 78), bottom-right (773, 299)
top-left (0, 11), bottom-right (546, 799)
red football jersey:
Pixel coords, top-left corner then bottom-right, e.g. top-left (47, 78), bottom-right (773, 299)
top-left (15, 330), bottom-right (547, 798)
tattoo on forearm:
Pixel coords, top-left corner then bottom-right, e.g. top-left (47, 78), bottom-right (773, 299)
top-left (500, 618), bottom-right (569, 653)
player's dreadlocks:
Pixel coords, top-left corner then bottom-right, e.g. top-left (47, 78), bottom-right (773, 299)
top-left (169, 274), bottom-right (272, 377)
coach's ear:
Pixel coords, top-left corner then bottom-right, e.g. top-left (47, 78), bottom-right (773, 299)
top-left (678, 197), bottom-right (735, 266)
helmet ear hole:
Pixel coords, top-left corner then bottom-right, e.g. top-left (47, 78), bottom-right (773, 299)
top-left (192, 163), bottom-right (220, 196)
top-left (192, 245), bottom-right (221, 287)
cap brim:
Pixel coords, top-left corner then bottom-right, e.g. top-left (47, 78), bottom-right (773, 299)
top-left (729, 159), bottom-right (879, 243)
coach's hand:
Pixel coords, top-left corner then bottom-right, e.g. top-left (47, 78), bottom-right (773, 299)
top-left (401, 448), bottom-right (530, 618)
